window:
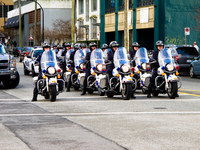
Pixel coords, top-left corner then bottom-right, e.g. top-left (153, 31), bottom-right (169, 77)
top-left (78, 20), bottom-right (84, 40)
top-left (79, 0), bottom-right (84, 14)
top-left (0, 5), bottom-right (14, 18)
top-left (91, 18), bottom-right (97, 39)
top-left (91, 0), bottom-right (97, 11)
top-left (86, 0), bottom-right (89, 21)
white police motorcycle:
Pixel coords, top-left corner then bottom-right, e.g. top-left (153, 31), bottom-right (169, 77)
top-left (134, 47), bottom-right (151, 94)
top-left (106, 47), bottom-right (135, 100)
top-left (72, 48), bottom-right (90, 90)
top-left (87, 48), bottom-right (107, 95)
top-left (33, 50), bottom-right (64, 102)
top-left (153, 48), bottom-right (182, 99)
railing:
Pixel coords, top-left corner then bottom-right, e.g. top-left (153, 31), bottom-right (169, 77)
top-left (137, 0), bottom-right (154, 7)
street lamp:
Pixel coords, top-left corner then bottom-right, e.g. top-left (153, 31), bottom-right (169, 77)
top-left (34, 0), bottom-right (44, 43)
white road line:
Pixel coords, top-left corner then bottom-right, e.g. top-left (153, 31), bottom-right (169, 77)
top-left (0, 111), bottom-right (200, 117)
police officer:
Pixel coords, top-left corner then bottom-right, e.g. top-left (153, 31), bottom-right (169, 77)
top-left (101, 44), bottom-right (108, 59)
top-left (80, 43), bottom-right (86, 50)
top-left (32, 42), bottom-right (51, 101)
top-left (62, 42), bottom-right (71, 57)
top-left (147, 40), bottom-right (164, 98)
top-left (52, 44), bottom-right (58, 54)
top-left (66, 43), bottom-right (80, 92)
top-left (105, 41), bottom-right (119, 81)
top-left (81, 42), bottom-right (97, 95)
top-left (56, 44), bottom-right (63, 57)
top-left (129, 42), bottom-right (140, 67)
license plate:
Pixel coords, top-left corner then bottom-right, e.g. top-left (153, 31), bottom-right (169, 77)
top-left (186, 60), bottom-right (192, 63)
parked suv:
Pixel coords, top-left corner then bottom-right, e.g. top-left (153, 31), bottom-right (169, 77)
top-left (0, 44), bottom-right (20, 88)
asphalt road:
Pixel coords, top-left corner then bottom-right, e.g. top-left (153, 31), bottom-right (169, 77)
top-left (0, 58), bottom-right (200, 150)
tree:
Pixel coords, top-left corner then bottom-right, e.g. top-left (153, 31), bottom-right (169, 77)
top-left (44, 19), bottom-right (71, 44)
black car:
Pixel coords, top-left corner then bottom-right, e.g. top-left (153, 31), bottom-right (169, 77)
top-left (176, 45), bottom-right (199, 72)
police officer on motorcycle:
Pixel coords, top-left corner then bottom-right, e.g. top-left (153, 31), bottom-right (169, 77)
top-left (61, 42), bottom-right (71, 57)
top-left (52, 44), bottom-right (58, 54)
top-left (32, 42), bottom-right (51, 101)
top-left (66, 43), bottom-right (80, 92)
top-left (147, 40), bottom-right (164, 98)
top-left (105, 41), bottom-right (119, 82)
top-left (129, 42), bottom-right (140, 67)
top-left (81, 42), bottom-right (97, 95)
top-left (80, 43), bottom-right (86, 50)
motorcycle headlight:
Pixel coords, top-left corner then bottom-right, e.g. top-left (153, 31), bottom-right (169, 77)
top-left (47, 67), bottom-right (56, 75)
top-left (121, 64), bottom-right (130, 73)
top-left (96, 64), bottom-right (103, 72)
top-left (166, 63), bottom-right (174, 71)
top-left (141, 63), bottom-right (147, 70)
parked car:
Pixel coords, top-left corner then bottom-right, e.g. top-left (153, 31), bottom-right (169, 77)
top-left (19, 47), bottom-right (33, 62)
top-left (176, 45), bottom-right (199, 71)
top-left (189, 56), bottom-right (200, 78)
top-left (23, 47), bottom-right (43, 77)
top-left (13, 47), bottom-right (23, 57)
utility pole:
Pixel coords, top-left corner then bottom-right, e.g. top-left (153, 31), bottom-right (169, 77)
top-left (71, 0), bottom-right (75, 44)
top-left (34, 0), bottom-right (37, 45)
top-left (124, 0), bottom-right (129, 51)
top-left (19, 0), bottom-right (22, 47)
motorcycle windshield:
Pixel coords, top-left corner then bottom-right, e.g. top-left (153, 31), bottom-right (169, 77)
top-left (74, 48), bottom-right (90, 67)
top-left (40, 49), bottom-right (57, 71)
top-left (135, 47), bottom-right (149, 66)
top-left (114, 47), bottom-right (130, 68)
top-left (158, 48), bottom-right (173, 66)
top-left (102, 48), bottom-right (111, 59)
top-left (90, 49), bottom-right (104, 67)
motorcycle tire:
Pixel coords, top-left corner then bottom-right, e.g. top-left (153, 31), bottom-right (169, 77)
top-left (167, 82), bottom-right (178, 99)
top-left (106, 92), bottom-right (114, 98)
top-left (152, 90), bottom-right (159, 96)
top-left (88, 89), bottom-right (94, 94)
top-left (99, 91), bottom-right (105, 96)
top-left (50, 85), bottom-right (56, 102)
top-left (44, 93), bottom-right (49, 99)
top-left (122, 83), bottom-right (132, 100)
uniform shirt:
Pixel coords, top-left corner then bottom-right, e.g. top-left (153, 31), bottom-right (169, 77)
top-left (151, 50), bottom-right (159, 69)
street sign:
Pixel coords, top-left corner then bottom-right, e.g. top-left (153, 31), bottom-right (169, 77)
top-left (185, 27), bottom-right (190, 35)
top-left (97, 33), bottom-right (100, 39)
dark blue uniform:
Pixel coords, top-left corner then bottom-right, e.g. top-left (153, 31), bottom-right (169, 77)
top-left (129, 50), bottom-right (136, 66)
top-left (82, 51), bottom-right (92, 93)
top-left (66, 50), bottom-right (76, 91)
top-left (32, 52), bottom-right (44, 101)
top-left (105, 50), bottom-right (115, 80)
top-left (148, 50), bottom-right (159, 94)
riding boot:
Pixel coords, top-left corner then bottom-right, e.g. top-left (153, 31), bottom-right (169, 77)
top-left (81, 89), bottom-right (86, 95)
top-left (176, 93), bottom-right (179, 97)
top-left (147, 91), bottom-right (151, 98)
top-left (32, 88), bottom-right (38, 101)
top-left (131, 92), bottom-right (136, 98)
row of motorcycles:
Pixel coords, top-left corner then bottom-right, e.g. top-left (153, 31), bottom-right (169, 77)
top-left (33, 46), bottom-right (182, 102)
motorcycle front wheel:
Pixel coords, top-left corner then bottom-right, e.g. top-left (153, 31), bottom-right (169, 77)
top-left (49, 85), bottom-right (57, 102)
top-left (167, 82), bottom-right (178, 99)
top-left (121, 83), bottom-right (132, 100)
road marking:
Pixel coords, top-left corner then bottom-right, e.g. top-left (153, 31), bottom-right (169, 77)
top-left (178, 92), bottom-right (200, 97)
top-left (0, 111), bottom-right (200, 117)
top-left (179, 89), bottom-right (200, 92)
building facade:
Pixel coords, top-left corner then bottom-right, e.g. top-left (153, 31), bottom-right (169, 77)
top-left (100, 0), bottom-right (200, 50)
top-left (0, 0), bottom-right (14, 41)
top-left (4, 0), bottom-right (72, 47)
top-left (75, 0), bottom-right (100, 45)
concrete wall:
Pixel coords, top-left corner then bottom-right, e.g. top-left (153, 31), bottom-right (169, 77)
top-left (44, 8), bottom-right (72, 30)
top-left (164, 0), bottom-right (200, 46)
